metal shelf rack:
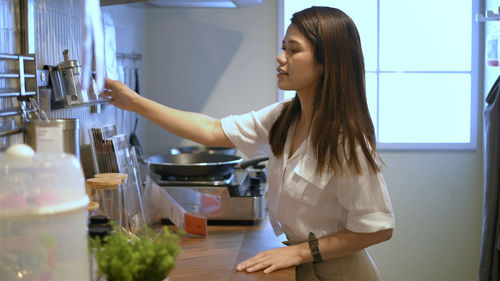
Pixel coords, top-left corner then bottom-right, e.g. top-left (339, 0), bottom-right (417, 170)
top-left (0, 53), bottom-right (37, 150)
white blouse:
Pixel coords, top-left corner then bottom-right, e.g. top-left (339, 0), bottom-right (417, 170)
top-left (221, 101), bottom-right (394, 242)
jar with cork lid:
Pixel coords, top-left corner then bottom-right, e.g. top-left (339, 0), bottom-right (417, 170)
top-left (94, 173), bottom-right (128, 182)
top-left (86, 177), bottom-right (122, 228)
top-left (94, 172), bottom-right (145, 233)
top-left (94, 173), bottom-right (131, 230)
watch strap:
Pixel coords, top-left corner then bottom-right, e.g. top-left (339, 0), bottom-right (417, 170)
top-left (308, 232), bottom-right (323, 264)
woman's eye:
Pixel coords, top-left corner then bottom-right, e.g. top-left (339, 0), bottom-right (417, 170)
top-left (281, 46), bottom-right (298, 54)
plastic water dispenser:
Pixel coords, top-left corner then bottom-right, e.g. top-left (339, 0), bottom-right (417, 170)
top-left (0, 144), bottom-right (90, 281)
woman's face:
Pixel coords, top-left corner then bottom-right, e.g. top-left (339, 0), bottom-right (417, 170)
top-left (276, 24), bottom-right (323, 94)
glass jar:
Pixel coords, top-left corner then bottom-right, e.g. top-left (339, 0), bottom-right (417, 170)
top-left (94, 173), bottom-right (130, 231)
top-left (86, 178), bottom-right (122, 228)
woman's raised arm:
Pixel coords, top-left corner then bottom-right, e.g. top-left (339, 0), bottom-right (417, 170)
top-left (103, 78), bottom-right (234, 147)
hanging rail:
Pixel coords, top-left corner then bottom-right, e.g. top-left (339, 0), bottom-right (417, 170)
top-left (477, 8), bottom-right (500, 22)
top-left (0, 54), bottom-right (35, 61)
top-left (116, 52), bottom-right (142, 61)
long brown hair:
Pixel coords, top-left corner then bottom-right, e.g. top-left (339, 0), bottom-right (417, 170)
top-left (269, 6), bottom-right (379, 174)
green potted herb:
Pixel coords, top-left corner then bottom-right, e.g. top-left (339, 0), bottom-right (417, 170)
top-left (89, 226), bottom-right (183, 281)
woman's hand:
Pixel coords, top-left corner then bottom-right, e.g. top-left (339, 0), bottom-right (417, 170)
top-left (236, 244), bottom-right (309, 274)
top-left (102, 78), bottom-right (142, 112)
top-left (236, 228), bottom-right (393, 274)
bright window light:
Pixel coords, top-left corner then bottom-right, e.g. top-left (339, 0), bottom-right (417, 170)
top-left (280, 0), bottom-right (476, 150)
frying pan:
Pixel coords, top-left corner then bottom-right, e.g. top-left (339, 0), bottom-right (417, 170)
top-left (148, 152), bottom-right (268, 177)
top-left (169, 146), bottom-right (237, 155)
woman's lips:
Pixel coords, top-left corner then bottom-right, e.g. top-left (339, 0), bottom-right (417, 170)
top-left (277, 68), bottom-right (288, 77)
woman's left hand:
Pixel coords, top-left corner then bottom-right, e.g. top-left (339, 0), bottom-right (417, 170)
top-left (236, 244), bottom-right (307, 274)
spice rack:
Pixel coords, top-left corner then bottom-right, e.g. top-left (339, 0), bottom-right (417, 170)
top-left (0, 53), bottom-right (38, 151)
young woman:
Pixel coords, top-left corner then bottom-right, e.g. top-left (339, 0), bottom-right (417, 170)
top-left (103, 6), bottom-right (394, 281)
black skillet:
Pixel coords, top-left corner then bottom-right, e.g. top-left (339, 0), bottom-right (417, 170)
top-left (148, 152), bottom-right (268, 177)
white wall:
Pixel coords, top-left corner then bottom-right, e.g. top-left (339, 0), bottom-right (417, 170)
top-left (108, 1), bottom-right (483, 280)
top-left (372, 151), bottom-right (482, 281)
top-left (142, 1), bottom-right (278, 155)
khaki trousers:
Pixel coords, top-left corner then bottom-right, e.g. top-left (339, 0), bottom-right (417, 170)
top-left (296, 250), bottom-right (382, 281)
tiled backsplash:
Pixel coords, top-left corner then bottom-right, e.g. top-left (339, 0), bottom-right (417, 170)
top-left (0, 0), bottom-right (139, 179)
top-left (0, 0), bottom-right (21, 90)
top-left (0, 0), bottom-right (23, 150)
top-left (0, 0), bottom-right (136, 151)
top-left (0, 0), bottom-right (20, 54)
top-left (34, 0), bottom-right (132, 146)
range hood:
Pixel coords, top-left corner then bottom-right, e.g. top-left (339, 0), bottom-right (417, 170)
top-left (101, 0), bottom-right (262, 8)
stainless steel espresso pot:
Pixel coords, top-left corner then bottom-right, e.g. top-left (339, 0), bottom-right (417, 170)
top-left (56, 49), bottom-right (87, 105)
top-left (50, 49), bottom-right (99, 106)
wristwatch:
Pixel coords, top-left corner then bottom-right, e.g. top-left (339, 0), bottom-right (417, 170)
top-left (308, 232), bottom-right (323, 264)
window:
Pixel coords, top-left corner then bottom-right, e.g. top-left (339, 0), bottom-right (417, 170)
top-left (279, 0), bottom-right (478, 150)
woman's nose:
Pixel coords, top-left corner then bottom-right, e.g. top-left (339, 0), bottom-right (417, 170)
top-left (276, 51), bottom-right (287, 64)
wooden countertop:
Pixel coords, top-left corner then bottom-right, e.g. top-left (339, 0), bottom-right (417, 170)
top-left (168, 217), bottom-right (295, 281)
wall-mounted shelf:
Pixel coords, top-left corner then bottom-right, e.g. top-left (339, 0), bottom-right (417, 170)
top-left (0, 54), bottom-right (37, 97)
top-left (0, 73), bottom-right (36, 79)
top-left (477, 8), bottom-right (500, 22)
top-left (0, 53), bottom-right (37, 149)
top-left (0, 88), bottom-right (36, 97)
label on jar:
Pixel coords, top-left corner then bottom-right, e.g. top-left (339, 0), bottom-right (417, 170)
top-left (36, 126), bottom-right (64, 153)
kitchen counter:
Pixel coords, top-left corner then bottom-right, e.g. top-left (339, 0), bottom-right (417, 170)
top-left (167, 217), bottom-right (295, 281)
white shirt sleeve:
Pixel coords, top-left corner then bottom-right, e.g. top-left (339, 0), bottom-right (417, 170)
top-left (220, 102), bottom-right (284, 159)
top-left (334, 146), bottom-right (395, 233)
